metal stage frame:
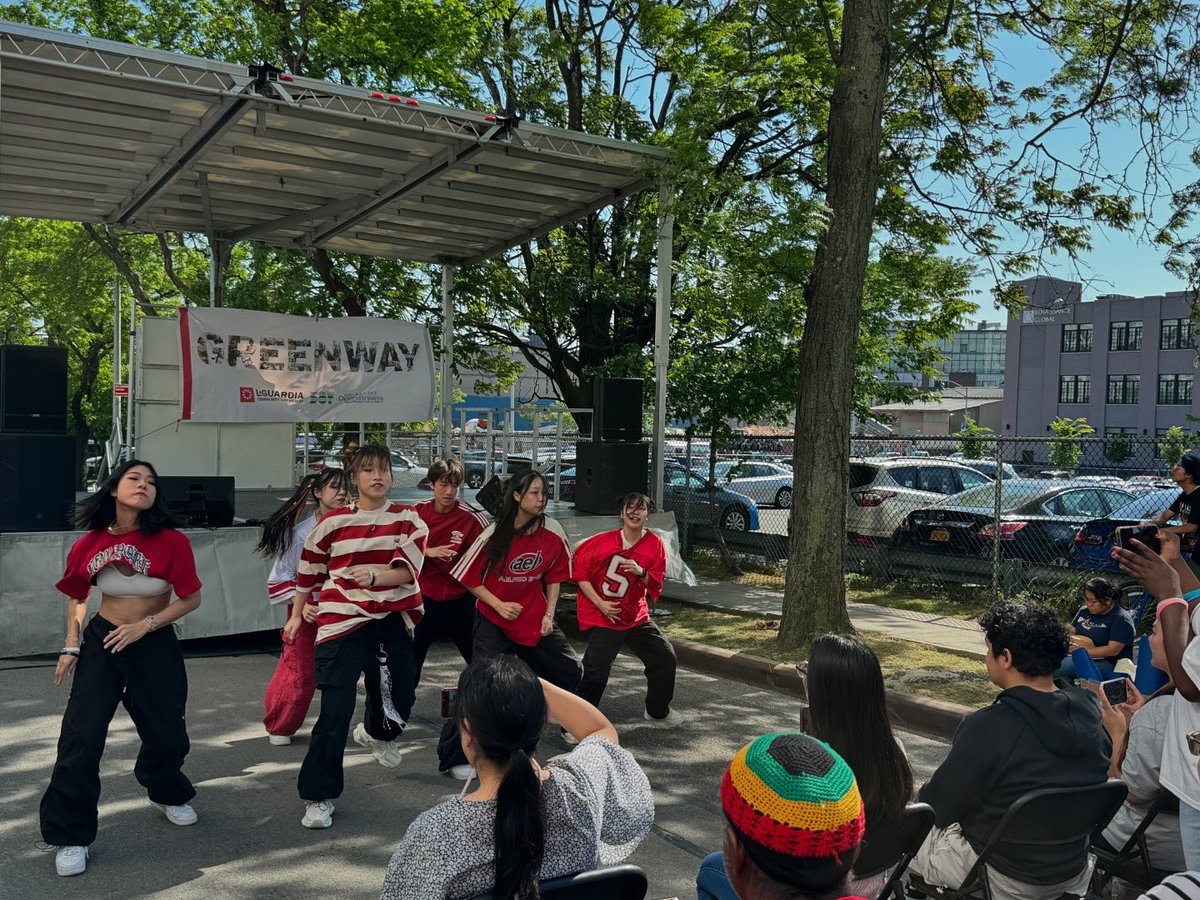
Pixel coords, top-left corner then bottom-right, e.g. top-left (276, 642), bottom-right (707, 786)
top-left (0, 20), bottom-right (674, 505)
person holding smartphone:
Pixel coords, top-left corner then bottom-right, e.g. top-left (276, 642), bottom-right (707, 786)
top-left (1150, 451), bottom-right (1200, 553)
top-left (1054, 577), bottom-right (1136, 680)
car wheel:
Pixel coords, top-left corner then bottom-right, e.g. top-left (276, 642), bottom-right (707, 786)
top-left (721, 505), bottom-right (750, 531)
top-left (467, 471), bottom-right (484, 489)
top-left (775, 487), bottom-right (792, 509)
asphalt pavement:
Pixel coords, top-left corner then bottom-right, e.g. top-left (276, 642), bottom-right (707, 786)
top-left (0, 639), bottom-right (949, 900)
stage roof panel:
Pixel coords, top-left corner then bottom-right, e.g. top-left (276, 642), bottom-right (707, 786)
top-left (0, 21), bottom-right (667, 265)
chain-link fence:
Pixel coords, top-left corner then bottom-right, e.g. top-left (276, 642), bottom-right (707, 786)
top-left (675, 433), bottom-right (1185, 625)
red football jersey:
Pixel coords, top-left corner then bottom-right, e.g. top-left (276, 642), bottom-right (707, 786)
top-left (572, 528), bottom-right (667, 632)
top-left (451, 517), bottom-right (572, 646)
top-left (412, 498), bottom-right (490, 602)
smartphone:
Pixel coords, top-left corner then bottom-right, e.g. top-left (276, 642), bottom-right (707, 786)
top-left (440, 687), bottom-right (458, 719)
top-left (1115, 524), bottom-right (1161, 555)
top-left (1187, 730), bottom-right (1200, 756)
top-left (1100, 677), bottom-right (1129, 706)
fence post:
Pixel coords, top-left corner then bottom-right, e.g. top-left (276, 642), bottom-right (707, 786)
top-left (991, 437), bottom-right (1005, 600)
top-left (683, 433), bottom-right (693, 554)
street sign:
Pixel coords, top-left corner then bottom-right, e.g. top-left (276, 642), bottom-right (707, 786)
top-left (114, 384), bottom-right (129, 397)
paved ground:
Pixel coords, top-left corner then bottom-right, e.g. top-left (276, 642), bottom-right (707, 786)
top-left (662, 578), bottom-right (986, 659)
top-left (0, 639), bottom-right (949, 900)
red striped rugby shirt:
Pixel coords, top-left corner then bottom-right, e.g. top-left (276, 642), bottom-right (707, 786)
top-left (295, 501), bottom-right (429, 644)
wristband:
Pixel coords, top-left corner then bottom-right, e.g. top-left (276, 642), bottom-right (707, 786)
top-left (369, 571), bottom-right (377, 588)
top-left (145, 614), bottom-right (158, 632)
top-left (1157, 597), bottom-right (1188, 618)
top-left (1184, 588), bottom-right (1200, 602)
top-left (59, 647), bottom-right (80, 657)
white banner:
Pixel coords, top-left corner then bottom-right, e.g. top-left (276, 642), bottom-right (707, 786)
top-left (179, 308), bottom-right (434, 423)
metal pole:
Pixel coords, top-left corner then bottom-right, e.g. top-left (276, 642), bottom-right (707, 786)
top-left (125, 283), bottom-right (136, 459)
top-left (991, 438), bottom-right (1004, 600)
top-left (112, 272), bottom-right (123, 453)
top-left (208, 239), bottom-right (220, 308)
top-left (441, 264), bottom-right (455, 456)
top-left (553, 414), bottom-right (563, 502)
top-left (651, 182), bottom-right (673, 510)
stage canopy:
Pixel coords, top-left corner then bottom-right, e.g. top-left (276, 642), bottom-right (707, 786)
top-left (0, 20), bottom-right (666, 264)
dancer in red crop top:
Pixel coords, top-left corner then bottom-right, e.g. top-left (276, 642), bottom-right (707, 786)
top-left (41, 460), bottom-right (203, 878)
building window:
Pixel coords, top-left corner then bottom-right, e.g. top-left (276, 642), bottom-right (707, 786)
top-left (1161, 318), bottom-right (1194, 351)
top-left (1109, 320), bottom-right (1143, 352)
top-left (1061, 323), bottom-right (1094, 353)
top-left (1059, 375), bottom-right (1091, 404)
top-left (1107, 374), bottom-right (1141, 404)
top-left (1158, 374), bottom-right (1193, 405)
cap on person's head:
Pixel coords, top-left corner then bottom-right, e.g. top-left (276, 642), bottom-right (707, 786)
top-left (720, 732), bottom-right (865, 892)
top-left (1180, 451), bottom-right (1200, 481)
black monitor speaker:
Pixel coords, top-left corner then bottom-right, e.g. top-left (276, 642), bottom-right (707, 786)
top-left (0, 345), bottom-right (68, 433)
top-left (592, 377), bottom-right (643, 443)
top-left (573, 442), bottom-right (648, 514)
top-left (0, 433), bottom-right (75, 532)
top-left (156, 476), bottom-right (236, 527)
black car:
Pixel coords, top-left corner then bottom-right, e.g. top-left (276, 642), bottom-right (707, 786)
top-left (896, 480), bottom-right (1135, 566)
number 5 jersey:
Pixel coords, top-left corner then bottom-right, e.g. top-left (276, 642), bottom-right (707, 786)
top-left (572, 529), bottom-right (667, 632)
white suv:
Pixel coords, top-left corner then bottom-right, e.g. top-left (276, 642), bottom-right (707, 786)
top-left (847, 457), bottom-right (992, 544)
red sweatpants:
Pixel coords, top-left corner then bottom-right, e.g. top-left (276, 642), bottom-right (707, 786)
top-left (263, 611), bottom-right (317, 738)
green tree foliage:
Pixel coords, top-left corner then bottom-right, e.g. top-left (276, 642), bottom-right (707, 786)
top-left (1104, 433), bottom-right (1135, 465)
top-left (1158, 425), bottom-right (1193, 467)
top-left (958, 417), bottom-right (995, 460)
top-left (1049, 417), bottom-right (1096, 470)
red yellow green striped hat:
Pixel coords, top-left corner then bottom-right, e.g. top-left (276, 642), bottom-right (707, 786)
top-left (720, 732), bottom-right (865, 889)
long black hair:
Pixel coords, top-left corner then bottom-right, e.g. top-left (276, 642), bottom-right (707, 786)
top-left (804, 634), bottom-right (913, 825)
top-left (454, 655), bottom-right (547, 900)
top-left (75, 459), bottom-right (180, 535)
top-left (255, 468), bottom-right (349, 560)
top-left (483, 469), bottom-right (545, 575)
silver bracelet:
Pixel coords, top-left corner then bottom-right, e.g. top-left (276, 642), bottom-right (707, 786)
top-left (60, 647), bottom-right (80, 656)
top-left (145, 615), bottom-right (158, 632)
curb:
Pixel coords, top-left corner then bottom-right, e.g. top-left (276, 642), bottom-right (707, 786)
top-left (557, 604), bottom-right (968, 742)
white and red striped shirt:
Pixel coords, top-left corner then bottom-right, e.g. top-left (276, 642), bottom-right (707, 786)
top-left (411, 498), bottom-right (491, 602)
top-left (267, 515), bottom-right (318, 606)
top-left (296, 501), bottom-right (428, 644)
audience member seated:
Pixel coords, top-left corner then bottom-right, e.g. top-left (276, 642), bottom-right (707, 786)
top-left (380, 656), bottom-right (652, 900)
top-left (912, 599), bottom-right (1111, 900)
top-left (1092, 616), bottom-right (1185, 876)
top-left (698, 732), bottom-right (869, 900)
top-left (1054, 577), bottom-right (1135, 680)
top-left (1114, 531), bottom-right (1200, 871)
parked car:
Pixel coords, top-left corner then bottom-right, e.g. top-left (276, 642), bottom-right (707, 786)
top-left (895, 480), bottom-right (1135, 566)
top-left (713, 460), bottom-right (794, 508)
top-left (1072, 487), bottom-right (1182, 571)
top-left (320, 448), bottom-right (426, 488)
top-left (1072, 475), bottom-right (1131, 488)
top-left (1124, 475), bottom-right (1175, 492)
top-left (663, 463), bottom-right (760, 531)
top-left (846, 457), bottom-right (995, 544)
top-left (539, 464), bottom-right (576, 502)
top-left (957, 459), bottom-right (1019, 481)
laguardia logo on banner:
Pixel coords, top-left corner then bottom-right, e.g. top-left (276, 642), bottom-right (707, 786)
top-left (180, 309), bottom-right (434, 424)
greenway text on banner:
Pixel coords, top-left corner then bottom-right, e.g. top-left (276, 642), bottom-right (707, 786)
top-left (178, 308), bottom-right (434, 423)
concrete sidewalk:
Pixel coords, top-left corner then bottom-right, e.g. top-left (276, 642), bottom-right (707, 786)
top-left (662, 578), bottom-right (985, 659)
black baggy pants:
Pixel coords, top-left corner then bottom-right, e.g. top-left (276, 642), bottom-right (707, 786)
top-left (298, 614), bottom-right (416, 801)
top-left (579, 620), bottom-right (677, 719)
top-left (436, 612), bottom-right (582, 771)
top-left (411, 593), bottom-right (474, 684)
top-left (40, 615), bottom-right (194, 847)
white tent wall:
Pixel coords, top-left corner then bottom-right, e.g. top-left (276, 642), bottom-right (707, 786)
top-left (137, 316), bottom-right (294, 489)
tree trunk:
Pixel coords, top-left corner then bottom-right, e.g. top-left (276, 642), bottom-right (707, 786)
top-left (778, 0), bottom-right (892, 650)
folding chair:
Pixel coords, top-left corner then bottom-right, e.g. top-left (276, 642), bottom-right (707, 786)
top-left (469, 863), bottom-right (648, 899)
top-left (877, 802), bottom-right (936, 899)
top-left (905, 780), bottom-right (1128, 900)
top-left (1090, 790), bottom-right (1180, 894)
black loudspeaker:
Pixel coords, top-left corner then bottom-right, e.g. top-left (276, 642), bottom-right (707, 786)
top-left (476, 475), bottom-right (507, 518)
top-left (592, 378), bottom-right (643, 443)
top-left (156, 476), bottom-right (236, 527)
top-left (0, 345), bottom-right (68, 433)
top-left (0, 433), bottom-right (75, 531)
top-left (573, 442), bottom-right (648, 514)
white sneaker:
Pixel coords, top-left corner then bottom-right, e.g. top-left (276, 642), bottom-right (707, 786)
top-left (152, 801), bottom-right (198, 826)
top-left (560, 727), bottom-right (579, 746)
top-left (268, 734), bottom-right (292, 746)
top-left (55, 845), bottom-right (88, 877)
top-left (352, 722), bottom-right (403, 768)
top-left (301, 800), bottom-right (334, 829)
top-left (448, 764), bottom-right (476, 781)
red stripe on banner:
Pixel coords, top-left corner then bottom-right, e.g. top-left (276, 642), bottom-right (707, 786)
top-left (178, 309), bottom-right (193, 421)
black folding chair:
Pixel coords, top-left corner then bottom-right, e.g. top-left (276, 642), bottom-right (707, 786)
top-left (469, 863), bottom-right (648, 900)
top-left (1090, 790), bottom-right (1180, 893)
top-left (906, 780), bottom-right (1128, 900)
top-left (877, 802), bottom-right (936, 899)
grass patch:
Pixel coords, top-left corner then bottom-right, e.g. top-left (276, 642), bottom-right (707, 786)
top-left (650, 599), bottom-right (996, 709)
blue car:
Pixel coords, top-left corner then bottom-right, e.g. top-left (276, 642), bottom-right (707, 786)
top-left (663, 463), bottom-right (761, 531)
top-left (1071, 488), bottom-right (1181, 571)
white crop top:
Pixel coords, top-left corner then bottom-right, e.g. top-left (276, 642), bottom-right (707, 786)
top-left (94, 566), bottom-right (171, 597)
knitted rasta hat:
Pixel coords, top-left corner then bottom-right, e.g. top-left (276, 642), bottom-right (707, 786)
top-left (720, 732), bottom-right (865, 891)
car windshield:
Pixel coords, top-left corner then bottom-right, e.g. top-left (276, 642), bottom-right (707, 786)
top-left (1107, 489), bottom-right (1179, 520)
top-left (946, 479), bottom-right (1056, 511)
